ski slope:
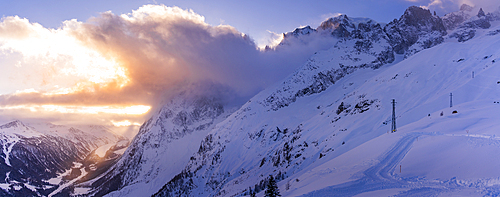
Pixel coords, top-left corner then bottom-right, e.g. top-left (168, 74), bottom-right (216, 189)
top-left (284, 23), bottom-right (500, 196)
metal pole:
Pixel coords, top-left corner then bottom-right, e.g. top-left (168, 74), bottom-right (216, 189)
top-left (450, 93), bottom-right (453, 108)
top-left (392, 99), bottom-right (396, 133)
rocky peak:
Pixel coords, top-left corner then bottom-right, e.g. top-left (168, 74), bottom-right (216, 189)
top-left (442, 5), bottom-right (473, 30)
top-left (460, 4), bottom-right (473, 12)
top-left (478, 8), bottom-right (486, 17)
top-left (318, 15), bottom-right (354, 37)
top-left (399, 6), bottom-right (446, 32)
top-left (284, 26), bottom-right (316, 38)
top-left (318, 15), bottom-right (351, 30)
top-left (384, 6), bottom-right (446, 56)
top-left (0, 120), bottom-right (28, 130)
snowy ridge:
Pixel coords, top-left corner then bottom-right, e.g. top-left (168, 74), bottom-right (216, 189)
top-left (151, 7), bottom-right (500, 197)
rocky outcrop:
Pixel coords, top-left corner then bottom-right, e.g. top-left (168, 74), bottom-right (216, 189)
top-left (384, 6), bottom-right (446, 57)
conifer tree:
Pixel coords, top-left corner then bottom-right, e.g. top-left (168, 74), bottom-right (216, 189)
top-left (265, 175), bottom-right (281, 197)
top-left (249, 186), bottom-right (256, 197)
top-left (250, 190), bottom-right (256, 197)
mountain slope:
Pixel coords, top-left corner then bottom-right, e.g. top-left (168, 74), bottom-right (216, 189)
top-left (83, 86), bottom-right (236, 197)
top-left (75, 5), bottom-right (500, 197)
top-left (0, 121), bottom-right (122, 196)
top-left (152, 8), bottom-right (500, 197)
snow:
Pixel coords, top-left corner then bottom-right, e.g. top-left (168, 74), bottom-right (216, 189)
top-left (95, 143), bottom-right (114, 158)
top-left (25, 122), bottom-right (122, 145)
top-left (0, 183), bottom-right (9, 190)
top-left (1, 136), bottom-right (19, 166)
top-left (4, 6), bottom-right (499, 197)
top-left (73, 187), bottom-right (92, 195)
top-left (12, 185), bottom-right (21, 191)
top-left (46, 177), bottom-right (62, 185)
top-left (148, 16), bottom-right (500, 197)
top-left (115, 139), bottom-right (129, 147)
top-left (24, 183), bottom-right (38, 193)
top-left (284, 21), bottom-right (500, 197)
top-left (104, 124), bottom-right (218, 197)
top-left (352, 188), bottom-right (407, 197)
top-left (399, 101), bottom-right (500, 181)
top-left (113, 147), bottom-right (127, 155)
top-left (48, 167), bottom-right (88, 197)
top-left (0, 120), bottom-right (43, 138)
top-left (73, 162), bottom-right (83, 168)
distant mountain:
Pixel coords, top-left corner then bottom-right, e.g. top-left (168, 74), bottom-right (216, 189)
top-left (442, 4), bottom-right (474, 30)
top-left (447, 5), bottom-right (500, 42)
top-left (0, 120), bottom-right (123, 196)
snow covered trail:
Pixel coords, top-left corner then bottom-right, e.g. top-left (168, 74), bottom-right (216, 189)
top-left (301, 132), bottom-right (446, 197)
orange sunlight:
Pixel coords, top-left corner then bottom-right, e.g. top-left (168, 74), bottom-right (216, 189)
top-left (0, 104), bottom-right (151, 115)
top-left (111, 120), bottom-right (142, 127)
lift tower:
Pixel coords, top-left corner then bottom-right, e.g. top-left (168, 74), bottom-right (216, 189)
top-left (392, 99), bottom-right (397, 133)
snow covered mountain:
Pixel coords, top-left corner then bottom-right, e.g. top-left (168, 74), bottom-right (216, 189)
top-left (279, 6), bottom-right (446, 59)
top-left (0, 120), bottom-right (123, 196)
top-left (442, 4), bottom-right (474, 30)
top-left (150, 6), bottom-right (500, 197)
top-left (80, 5), bottom-right (500, 197)
top-left (80, 86), bottom-right (236, 197)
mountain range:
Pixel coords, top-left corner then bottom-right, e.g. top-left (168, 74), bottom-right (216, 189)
top-left (3, 4), bottom-right (500, 197)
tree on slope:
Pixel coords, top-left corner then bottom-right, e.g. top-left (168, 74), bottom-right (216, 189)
top-left (265, 175), bottom-right (281, 197)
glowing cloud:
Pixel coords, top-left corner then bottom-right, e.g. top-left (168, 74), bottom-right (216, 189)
top-left (111, 120), bottom-right (142, 127)
top-left (0, 4), bottom-right (329, 129)
top-left (0, 17), bottom-right (128, 94)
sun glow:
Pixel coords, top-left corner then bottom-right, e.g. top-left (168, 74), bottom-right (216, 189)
top-left (111, 120), bottom-right (142, 127)
top-left (0, 105), bottom-right (151, 115)
top-left (0, 17), bottom-right (130, 94)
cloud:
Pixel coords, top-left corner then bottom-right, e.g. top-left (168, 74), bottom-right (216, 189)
top-left (0, 16), bottom-right (40, 40)
top-left (262, 30), bottom-right (284, 49)
top-left (418, 0), bottom-right (500, 14)
top-left (424, 0), bottom-right (444, 9)
top-left (0, 5), bottom-right (325, 127)
top-left (321, 13), bottom-right (343, 21)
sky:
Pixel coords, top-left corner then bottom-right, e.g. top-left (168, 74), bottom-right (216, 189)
top-left (0, 0), bottom-right (497, 137)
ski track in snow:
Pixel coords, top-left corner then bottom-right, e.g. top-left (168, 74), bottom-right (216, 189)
top-left (301, 132), bottom-right (456, 196)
